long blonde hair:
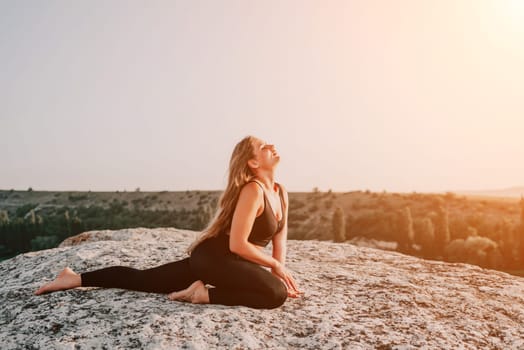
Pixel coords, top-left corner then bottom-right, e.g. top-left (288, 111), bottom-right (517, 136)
top-left (186, 136), bottom-right (258, 254)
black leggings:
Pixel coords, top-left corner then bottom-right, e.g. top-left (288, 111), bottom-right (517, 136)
top-left (80, 235), bottom-right (287, 309)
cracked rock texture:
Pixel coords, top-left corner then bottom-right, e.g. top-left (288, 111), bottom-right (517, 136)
top-left (1, 227), bottom-right (524, 349)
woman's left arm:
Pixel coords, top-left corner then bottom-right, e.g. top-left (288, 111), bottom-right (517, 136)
top-left (272, 185), bottom-right (289, 265)
top-left (271, 186), bottom-right (302, 298)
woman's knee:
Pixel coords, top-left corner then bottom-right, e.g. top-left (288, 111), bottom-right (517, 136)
top-left (266, 280), bottom-right (288, 309)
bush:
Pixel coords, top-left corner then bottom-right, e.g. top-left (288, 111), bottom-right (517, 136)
top-left (15, 204), bottom-right (38, 218)
top-left (30, 235), bottom-right (59, 251)
top-left (68, 194), bottom-right (88, 202)
top-left (444, 239), bottom-right (466, 263)
top-left (445, 236), bottom-right (501, 268)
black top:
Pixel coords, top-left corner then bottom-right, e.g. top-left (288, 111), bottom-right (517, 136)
top-left (247, 180), bottom-right (284, 247)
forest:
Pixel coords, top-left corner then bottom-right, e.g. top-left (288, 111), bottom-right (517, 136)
top-left (288, 190), bottom-right (524, 276)
top-left (1, 188), bottom-right (523, 276)
top-left (0, 190), bottom-right (216, 260)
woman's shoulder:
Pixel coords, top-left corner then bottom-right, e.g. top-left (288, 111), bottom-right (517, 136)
top-left (245, 180), bottom-right (287, 195)
top-left (241, 180), bottom-right (265, 197)
top-left (237, 181), bottom-right (265, 210)
top-left (246, 179), bottom-right (263, 189)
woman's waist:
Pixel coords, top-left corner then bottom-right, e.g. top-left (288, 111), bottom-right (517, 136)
top-left (218, 231), bottom-right (266, 250)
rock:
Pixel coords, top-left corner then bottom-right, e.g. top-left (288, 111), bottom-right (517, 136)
top-left (1, 227), bottom-right (524, 349)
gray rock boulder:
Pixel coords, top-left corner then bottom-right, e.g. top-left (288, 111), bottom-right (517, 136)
top-left (1, 227), bottom-right (524, 349)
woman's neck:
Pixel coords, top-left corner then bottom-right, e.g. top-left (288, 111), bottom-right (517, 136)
top-left (254, 173), bottom-right (277, 193)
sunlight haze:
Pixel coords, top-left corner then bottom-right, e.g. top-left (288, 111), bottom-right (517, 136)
top-left (1, 0), bottom-right (523, 193)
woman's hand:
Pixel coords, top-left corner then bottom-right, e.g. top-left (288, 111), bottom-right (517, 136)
top-left (271, 261), bottom-right (303, 298)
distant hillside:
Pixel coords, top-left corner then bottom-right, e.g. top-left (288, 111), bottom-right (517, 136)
top-left (0, 189), bottom-right (221, 214)
top-left (455, 186), bottom-right (524, 199)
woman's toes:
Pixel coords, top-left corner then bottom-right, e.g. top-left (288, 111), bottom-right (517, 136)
top-left (34, 284), bottom-right (49, 295)
top-left (168, 280), bottom-right (205, 302)
top-left (34, 267), bottom-right (81, 296)
top-left (168, 290), bottom-right (188, 301)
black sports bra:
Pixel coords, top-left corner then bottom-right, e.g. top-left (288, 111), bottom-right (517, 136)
top-left (247, 181), bottom-right (285, 247)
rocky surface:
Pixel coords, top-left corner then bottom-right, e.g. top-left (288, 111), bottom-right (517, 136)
top-left (1, 227), bottom-right (524, 349)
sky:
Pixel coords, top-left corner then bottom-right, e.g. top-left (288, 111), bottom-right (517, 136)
top-left (1, 0), bottom-right (523, 193)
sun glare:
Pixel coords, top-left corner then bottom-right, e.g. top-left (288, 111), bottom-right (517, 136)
top-left (480, 0), bottom-right (524, 54)
top-left (502, 0), bottom-right (524, 30)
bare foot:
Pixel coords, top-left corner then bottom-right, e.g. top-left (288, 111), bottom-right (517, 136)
top-left (34, 267), bottom-right (82, 295)
top-left (168, 280), bottom-right (209, 304)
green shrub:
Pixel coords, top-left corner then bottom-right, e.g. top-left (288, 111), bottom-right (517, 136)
top-left (15, 204), bottom-right (38, 218)
top-left (68, 194), bottom-right (88, 202)
top-left (30, 235), bottom-right (59, 251)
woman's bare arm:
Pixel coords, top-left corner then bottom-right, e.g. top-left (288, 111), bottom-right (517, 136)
top-left (229, 182), bottom-right (301, 296)
top-left (228, 182), bottom-right (279, 269)
top-left (270, 185), bottom-right (302, 297)
top-left (272, 185), bottom-right (289, 265)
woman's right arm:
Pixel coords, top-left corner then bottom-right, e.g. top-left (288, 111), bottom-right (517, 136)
top-left (229, 182), bottom-right (301, 296)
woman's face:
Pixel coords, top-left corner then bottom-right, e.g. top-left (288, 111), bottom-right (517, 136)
top-left (252, 138), bottom-right (280, 169)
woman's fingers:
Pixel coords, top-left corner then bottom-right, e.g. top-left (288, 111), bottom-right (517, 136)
top-left (287, 287), bottom-right (303, 298)
top-left (287, 289), bottom-right (300, 298)
top-left (283, 273), bottom-right (303, 297)
top-left (287, 274), bottom-right (300, 292)
top-left (274, 265), bottom-right (303, 297)
top-left (283, 270), bottom-right (301, 293)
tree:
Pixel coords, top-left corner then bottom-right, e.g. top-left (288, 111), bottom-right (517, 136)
top-left (519, 197), bottom-right (524, 266)
top-left (332, 207), bottom-right (346, 242)
top-left (497, 219), bottom-right (517, 269)
top-left (0, 210), bottom-right (9, 224)
top-left (29, 209), bottom-right (36, 225)
top-left (433, 205), bottom-right (450, 257)
top-left (64, 210), bottom-right (71, 236)
top-left (397, 207), bottom-right (414, 253)
top-left (418, 217), bottom-right (435, 257)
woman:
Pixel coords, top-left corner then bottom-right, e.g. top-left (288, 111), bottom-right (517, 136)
top-left (35, 136), bottom-right (302, 309)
